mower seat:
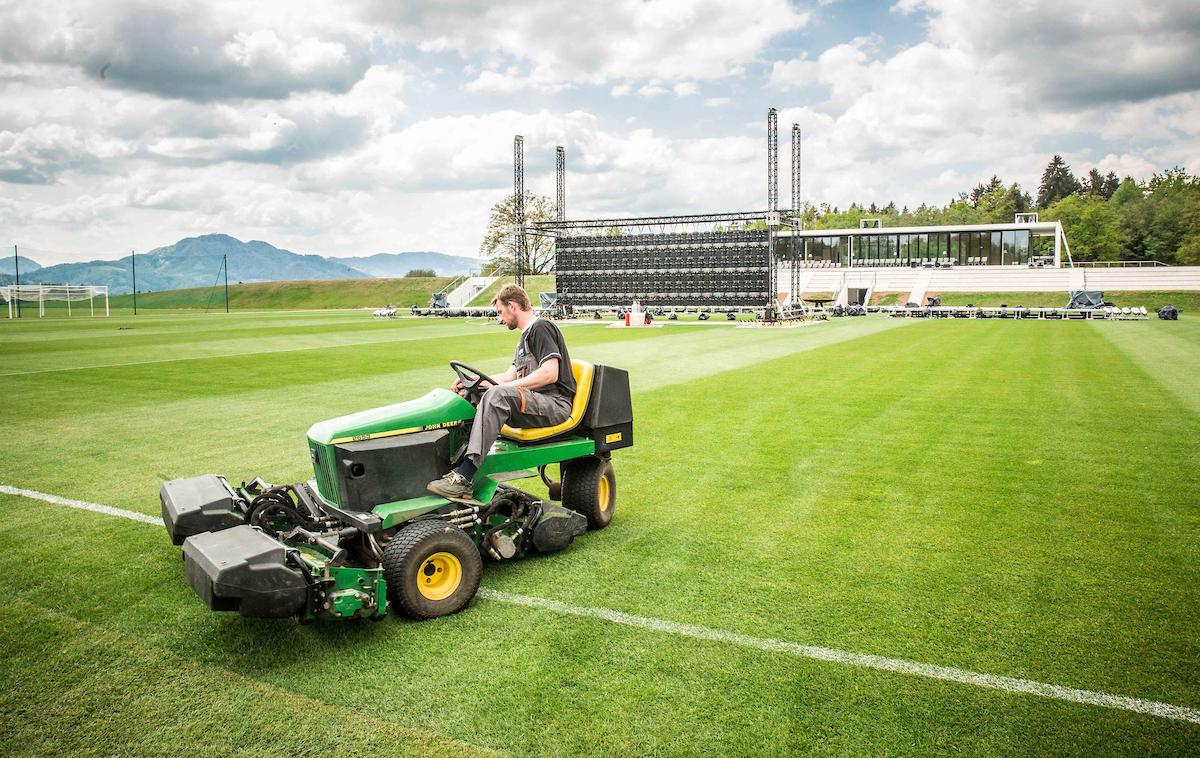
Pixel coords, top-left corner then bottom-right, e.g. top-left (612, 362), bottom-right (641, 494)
top-left (500, 359), bottom-right (594, 443)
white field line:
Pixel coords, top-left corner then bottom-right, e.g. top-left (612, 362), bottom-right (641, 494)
top-left (3, 482), bottom-right (1198, 726)
top-left (0, 484), bottom-right (160, 525)
top-left (477, 589), bottom-right (1200, 725)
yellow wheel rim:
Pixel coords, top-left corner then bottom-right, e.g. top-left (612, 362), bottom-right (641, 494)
top-left (597, 474), bottom-right (611, 513)
top-left (417, 551), bottom-right (462, 601)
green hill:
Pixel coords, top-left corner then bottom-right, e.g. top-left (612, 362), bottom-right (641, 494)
top-left (469, 275), bottom-right (557, 307)
top-left (108, 277), bottom-right (454, 311)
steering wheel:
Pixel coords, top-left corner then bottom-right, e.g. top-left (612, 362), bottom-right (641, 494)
top-left (449, 361), bottom-right (500, 402)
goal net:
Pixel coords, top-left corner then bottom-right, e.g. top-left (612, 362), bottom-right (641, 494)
top-left (2, 284), bottom-right (109, 318)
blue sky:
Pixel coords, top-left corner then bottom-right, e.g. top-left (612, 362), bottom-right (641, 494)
top-left (1, 0), bottom-right (1197, 265)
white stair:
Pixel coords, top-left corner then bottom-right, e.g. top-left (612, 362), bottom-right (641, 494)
top-left (908, 268), bottom-right (934, 305)
top-left (446, 276), bottom-right (498, 308)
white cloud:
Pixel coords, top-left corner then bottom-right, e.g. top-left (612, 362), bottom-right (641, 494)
top-left (768, 56), bottom-right (819, 90)
top-left (704, 97), bottom-right (731, 107)
top-left (1090, 153), bottom-right (1158, 181)
top-left (0, 1), bottom-right (375, 101)
top-left (365, 0), bottom-right (810, 88)
top-left (673, 82), bottom-right (699, 97)
top-left (765, 1), bottom-right (1200, 210)
top-left (900, 0), bottom-right (1200, 106)
top-left (769, 35), bottom-right (882, 108)
top-left (465, 67), bottom-right (569, 94)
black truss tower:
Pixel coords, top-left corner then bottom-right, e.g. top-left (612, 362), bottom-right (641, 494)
top-left (555, 146), bottom-right (565, 222)
top-left (514, 135), bottom-right (525, 287)
top-left (767, 108), bottom-right (779, 212)
top-left (791, 123), bottom-right (801, 214)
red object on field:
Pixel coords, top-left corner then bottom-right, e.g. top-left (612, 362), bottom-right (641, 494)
top-left (625, 312), bottom-right (630, 326)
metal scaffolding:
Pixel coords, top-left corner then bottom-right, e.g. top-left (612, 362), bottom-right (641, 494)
top-left (514, 135), bottom-right (525, 287)
top-left (791, 123), bottom-right (801, 214)
top-left (767, 108), bottom-right (779, 213)
top-left (533, 210), bottom-right (770, 232)
top-left (555, 145), bottom-right (566, 222)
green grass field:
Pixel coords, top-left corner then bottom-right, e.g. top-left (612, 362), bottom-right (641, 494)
top-left (105, 276), bottom-right (454, 311)
top-left (2, 309), bottom-right (1198, 755)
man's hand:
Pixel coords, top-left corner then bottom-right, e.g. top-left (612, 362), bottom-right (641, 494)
top-left (453, 377), bottom-right (496, 397)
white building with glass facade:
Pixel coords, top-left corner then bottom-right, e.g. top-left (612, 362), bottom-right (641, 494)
top-left (773, 218), bottom-right (1070, 268)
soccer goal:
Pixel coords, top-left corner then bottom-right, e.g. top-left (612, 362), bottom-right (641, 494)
top-left (2, 284), bottom-right (109, 318)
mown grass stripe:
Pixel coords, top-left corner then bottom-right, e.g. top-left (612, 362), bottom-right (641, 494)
top-left (0, 318), bottom-right (610, 377)
top-left (5, 482), bottom-right (1197, 727)
top-left (0, 600), bottom-right (499, 757)
top-left (0, 325), bottom-right (494, 377)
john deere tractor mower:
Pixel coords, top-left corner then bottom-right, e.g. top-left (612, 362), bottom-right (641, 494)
top-left (162, 359), bottom-right (632, 621)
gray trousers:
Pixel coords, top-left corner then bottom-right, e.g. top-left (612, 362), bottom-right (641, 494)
top-left (466, 385), bottom-right (573, 465)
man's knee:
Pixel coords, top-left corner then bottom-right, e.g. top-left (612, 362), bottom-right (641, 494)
top-left (480, 384), bottom-right (520, 409)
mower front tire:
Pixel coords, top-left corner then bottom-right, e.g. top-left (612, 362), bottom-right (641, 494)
top-left (562, 456), bottom-right (615, 530)
top-left (383, 521), bottom-right (482, 620)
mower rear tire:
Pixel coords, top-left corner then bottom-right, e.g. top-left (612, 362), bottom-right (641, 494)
top-left (383, 521), bottom-right (482, 620)
top-left (562, 456), bottom-right (615, 530)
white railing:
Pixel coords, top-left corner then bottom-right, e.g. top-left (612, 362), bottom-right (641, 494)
top-left (436, 274), bottom-right (466, 296)
top-left (1067, 260), bottom-right (1171, 268)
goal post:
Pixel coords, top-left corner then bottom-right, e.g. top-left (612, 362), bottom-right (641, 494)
top-left (2, 284), bottom-right (109, 318)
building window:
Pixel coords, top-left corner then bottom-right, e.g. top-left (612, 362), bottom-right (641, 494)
top-left (1015, 230), bottom-right (1030, 265)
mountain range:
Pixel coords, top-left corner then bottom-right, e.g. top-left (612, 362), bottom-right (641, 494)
top-left (8, 235), bottom-right (482, 294)
top-left (1, 255), bottom-right (43, 276)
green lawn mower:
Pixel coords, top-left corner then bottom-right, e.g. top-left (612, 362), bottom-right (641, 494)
top-left (161, 359), bottom-right (632, 622)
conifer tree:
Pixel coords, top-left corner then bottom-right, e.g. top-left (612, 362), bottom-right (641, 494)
top-left (1037, 155), bottom-right (1082, 207)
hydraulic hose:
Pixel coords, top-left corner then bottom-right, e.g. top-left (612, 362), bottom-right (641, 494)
top-left (248, 487), bottom-right (320, 537)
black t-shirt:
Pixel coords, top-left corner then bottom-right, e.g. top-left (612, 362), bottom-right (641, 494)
top-left (513, 319), bottom-right (575, 397)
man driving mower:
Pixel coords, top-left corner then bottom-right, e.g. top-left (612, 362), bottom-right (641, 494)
top-left (427, 284), bottom-right (576, 500)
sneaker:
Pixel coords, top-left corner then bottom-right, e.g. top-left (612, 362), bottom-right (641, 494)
top-left (427, 470), bottom-right (474, 500)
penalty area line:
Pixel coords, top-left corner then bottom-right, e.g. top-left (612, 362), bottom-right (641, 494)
top-left (3, 482), bottom-right (1198, 726)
